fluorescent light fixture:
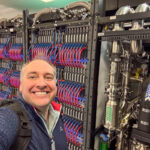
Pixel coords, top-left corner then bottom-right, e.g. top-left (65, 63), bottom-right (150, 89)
top-left (41, 0), bottom-right (54, 2)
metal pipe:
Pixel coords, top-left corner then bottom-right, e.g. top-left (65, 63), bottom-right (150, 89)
top-left (33, 8), bottom-right (57, 26)
top-left (64, 1), bottom-right (91, 11)
top-left (105, 6), bottom-right (134, 149)
top-left (122, 51), bottom-right (130, 106)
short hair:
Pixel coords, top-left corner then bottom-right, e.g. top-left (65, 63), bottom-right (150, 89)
top-left (20, 57), bottom-right (56, 82)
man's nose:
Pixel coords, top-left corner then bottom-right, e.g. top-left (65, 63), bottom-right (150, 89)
top-left (36, 77), bottom-right (47, 89)
top-left (37, 85), bottom-right (47, 90)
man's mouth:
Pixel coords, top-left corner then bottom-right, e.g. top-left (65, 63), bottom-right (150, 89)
top-left (32, 91), bottom-right (50, 95)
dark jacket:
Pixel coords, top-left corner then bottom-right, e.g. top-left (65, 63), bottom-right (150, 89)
top-left (0, 96), bottom-right (68, 150)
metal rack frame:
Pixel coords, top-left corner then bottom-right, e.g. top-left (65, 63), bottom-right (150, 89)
top-left (0, 1), bottom-right (107, 149)
top-left (96, 2), bottom-right (150, 150)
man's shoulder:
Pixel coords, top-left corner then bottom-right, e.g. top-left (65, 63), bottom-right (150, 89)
top-left (0, 100), bottom-right (20, 123)
top-left (0, 99), bottom-right (32, 150)
top-left (0, 103), bottom-right (20, 150)
top-left (0, 99), bottom-right (28, 125)
top-left (0, 105), bottom-right (18, 117)
top-left (0, 104), bottom-right (19, 131)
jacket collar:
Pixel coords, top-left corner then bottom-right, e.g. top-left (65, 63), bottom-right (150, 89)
top-left (50, 101), bottom-right (61, 112)
top-left (18, 94), bottom-right (61, 112)
top-left (17, 94), bottom-right (62, 122)
top-left (17, 94), bottom-right (62, 138)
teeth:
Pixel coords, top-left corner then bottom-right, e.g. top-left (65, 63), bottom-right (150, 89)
top-left (34, 92), bottom-right (47, 95)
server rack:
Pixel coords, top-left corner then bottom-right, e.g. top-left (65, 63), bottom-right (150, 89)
top-left (0, 1), bottom-right (107, 150)
top-left (96, 3), bottom-right (150, 150)
top-left (22, 1), bottom-right (102, 149)
top-left (20, 1), bottom-right (150, 150)
top-left (0, 19), bottom-right (24, 101)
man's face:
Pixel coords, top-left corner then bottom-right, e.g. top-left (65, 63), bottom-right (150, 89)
top-left (19, 60), bottom-right (57, 109)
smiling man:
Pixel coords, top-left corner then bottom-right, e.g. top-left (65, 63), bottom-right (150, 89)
top-left (0, 58), bottom-right (68, 150)
top-left (20, 59), bottom-right (57, 120)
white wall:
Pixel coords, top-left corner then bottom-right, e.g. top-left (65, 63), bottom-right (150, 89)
top-left (0, 5), bottom-right (21, 19)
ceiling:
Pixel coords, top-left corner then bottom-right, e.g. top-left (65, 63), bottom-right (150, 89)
top-left (0, 0), bottom-right (90, 19)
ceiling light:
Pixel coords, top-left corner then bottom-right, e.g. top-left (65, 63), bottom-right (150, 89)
top-left (41, 0), bottom-right (54, 2)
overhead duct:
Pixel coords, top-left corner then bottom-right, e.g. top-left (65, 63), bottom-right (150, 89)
top-left (64, 1), bottom-right (91, 20)
top-left (64, 1), bottom-right (91, 11)
top-left (32, 1), bottom-right (91, 26)
top-left (33, 8), bottom-right (61, 26)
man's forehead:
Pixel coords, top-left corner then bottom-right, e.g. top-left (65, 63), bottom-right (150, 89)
top-left (27, 59), bottom-right (51, 67)
top-left (27, 60), bottom-right (53, 69)
top-left (27, 71), bottom-right (54, 74)
top-left (25, 68), bottom-right (55, 74)
top-left (24, 61), bottom-right (55, 73)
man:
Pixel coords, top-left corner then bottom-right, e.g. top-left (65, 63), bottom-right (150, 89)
top-left (0, 58), bottom-right (68, 150)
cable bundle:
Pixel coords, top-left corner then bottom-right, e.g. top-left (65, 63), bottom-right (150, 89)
top-left (0, 44), bottom-right (6, 59)
top-left (0, 91), bottom-right (10, 100)
top-left (10, 71), bottom-right (20, 88)
top-left (57, 80), bottom-right (85, 108)
top-left (49, 43), bottom-right (87, 68)
top-left (145, 84), bottom-right (150, 101)
top-left (31, 43), bottom-right (52, 59)
top-left (8, 44), bottom-right (23, 61)
top-left (62, 115), bottom-right (83, 146)
top-left (49, 44), bottom-right (62, 65)
top-left (0, 68), bottom-right (7, 83)
top-left (0, 36), bottom-right (11, 59)
top-left (0, 68), bottom-right (20, 88)
top-left (0, 68), bottom-right (9, 85)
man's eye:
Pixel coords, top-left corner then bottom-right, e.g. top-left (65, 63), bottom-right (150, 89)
top-left (45, 76), bottom-right (54, 80)
top-left (28, 76), bottom-right (37, 79)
